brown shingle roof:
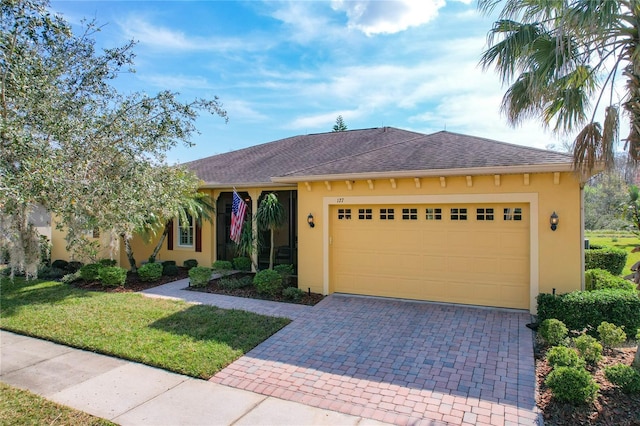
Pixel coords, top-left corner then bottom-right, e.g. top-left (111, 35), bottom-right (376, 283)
top-left (184, 127), bottom-right (573, 186)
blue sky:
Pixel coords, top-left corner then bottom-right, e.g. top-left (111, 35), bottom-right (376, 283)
top-left (50, 0), bottom-right (571, 164)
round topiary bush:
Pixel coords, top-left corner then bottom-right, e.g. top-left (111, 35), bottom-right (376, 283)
top-left (137, 262), bottom-right (163, 282)
top-left (98, 266), bottom-right (127, 287)
top-left (232, 257), bottom-right (252, 271)
top-left (80, 263), bottom-right (102, 281)
top-left (573, 334), bottom-right (603, 365)
top-left (66, 261), bottom-right (84, 273)
top-left (253, 269), bottom-right (283, 296)
top-left (51, 259), bottom-right (69, 270)
top-left (162, 264), bottom-right (179, 276)
top-left (546, 346), bottom-right (584, 369)
top-left (183, 259), bottom-right (198, 270)
top-left (212, 260), bottom-right (233, 272)
top-left (539, 318), bottom-right (569, 346)
top-left (545, 366), bottom-right (599, 405)
top-left (604, 364), bottom-right (640, 394)
top-left (188, 266), bottom-right (212, 287)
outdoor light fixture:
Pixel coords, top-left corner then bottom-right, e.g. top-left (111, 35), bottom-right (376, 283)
top-left (307, 213), bottom-right (315, 228)
top-left (550, 211), bottom-right (559, 231)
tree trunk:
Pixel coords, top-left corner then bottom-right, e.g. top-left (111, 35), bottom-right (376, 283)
top-left (634, 345), bottom-right (640, 370)
top-left (150, 224), bottom-right (170, 260)
top-left (121, 234), bottom-right (137, 272)
top-left (269, 227), bottom-right (275, 270)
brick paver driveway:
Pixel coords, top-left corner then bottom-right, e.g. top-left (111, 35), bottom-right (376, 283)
top-left (211, 295), bottom-right (538, 425)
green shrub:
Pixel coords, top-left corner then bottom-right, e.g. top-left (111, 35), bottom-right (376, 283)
top-left (51, 259), bottom-right (69, 270)
top-left (162, 264), bottom-right (179, 276)
top-left (573, 334), bottom-right (603, 365)
top-left (38, 266), bottom-right (66, 280)
top-left (66, 261), bottom-right (84, 273)
top-left (219, 275), bottom-right (254, 290)
top-left (537, 289), bottom-right (640, 338)
top-left (80, 263), bottom-right (102, 281)
top-left (604, 364), bottom-right (640, 394)
top-left (137, 262), bottom-right (163, 282)
top-left (99, 258), bottom-right (117, 267)
top-left (99, 266), bottom-right (127, 287)
top-left (545, 366), bottom-right (599, 404)
top-left (162, 260), bottom-right (176, 267)
top-left (274, 264), bottom-right (294, 287)
top-left (212, 260), bottom-right (233, 272)
top-left (597, 321), bottom-right (627, 349)
top-left (546, 346), bottom-right (584, 368)
top-left (232, 257), bottom-right (252, 271)
top-left (585, 269), bottom-right (637, 292)
top-left (585, 246), bottom-right (628, 275)
top-left (253, 269), bottom-right (282, 296)
top-left (188, 266), bottom-right (212, 287)
top-left (282, 286), bottom-right (305, 301)
top-left (539, 319), bottom-right (569, 346)
top-left (183, 259), bottom-right (198, 270)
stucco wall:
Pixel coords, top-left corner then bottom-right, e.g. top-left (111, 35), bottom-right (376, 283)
top-left (296, 171), bottom-right (583, 311)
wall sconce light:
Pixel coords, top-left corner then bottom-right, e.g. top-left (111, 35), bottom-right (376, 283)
top-left (307, 213), bottom-right (315, 228)
top-left (550, 211), bottom-right (559, 231)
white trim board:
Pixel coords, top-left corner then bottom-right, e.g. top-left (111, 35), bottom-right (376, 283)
top-left (322, 193), bottom-right (539, 313)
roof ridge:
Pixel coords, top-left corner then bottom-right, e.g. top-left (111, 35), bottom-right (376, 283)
top-left (434, 130), bottom-right (573, 159)
top-left (281, 128), bottom-right (427, 177)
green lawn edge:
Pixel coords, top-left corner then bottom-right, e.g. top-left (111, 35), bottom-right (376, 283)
top-left (0, 278), bottom-right (290, 379)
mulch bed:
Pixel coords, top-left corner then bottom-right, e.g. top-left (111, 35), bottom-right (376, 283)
top-left (185, 272), bottom-right (325, 306)
top-left (71, 267), bottom-right (190, 293)
top-left (536, 344), bottom-right (640, 425)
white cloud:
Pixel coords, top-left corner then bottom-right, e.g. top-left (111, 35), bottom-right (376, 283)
top-left (331, 0), bottom-right (446, 36)
top-left (288, 109), bottom-right (363, 130)
top-left (224, 100), bottom-right (269, 122)
top-left (144, 74), bottom-right (215, 90)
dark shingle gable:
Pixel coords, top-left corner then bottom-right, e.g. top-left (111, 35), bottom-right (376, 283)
top-left (185, 128), bottom-right (573, 186)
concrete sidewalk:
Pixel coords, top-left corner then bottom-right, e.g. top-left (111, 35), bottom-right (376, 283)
top-left (1, 330), bottom-right (388, 425)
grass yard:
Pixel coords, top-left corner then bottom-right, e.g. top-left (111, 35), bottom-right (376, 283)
top-left (0, 383), bottom-right (115, 426)
top-left (585, 230), bottom-right (640, 276)
top-left (0, 278), bottom-right (290, 379)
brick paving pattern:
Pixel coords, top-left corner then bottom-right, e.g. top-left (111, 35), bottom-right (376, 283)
top-left (211, 295), bottom-right (539, 425)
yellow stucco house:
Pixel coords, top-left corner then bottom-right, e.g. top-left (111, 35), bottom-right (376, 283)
top-left (54, 127), bottom-right (585, 313)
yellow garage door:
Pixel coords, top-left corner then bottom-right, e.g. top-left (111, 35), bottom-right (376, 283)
top-left (330, 203), bottom-right (529, 309)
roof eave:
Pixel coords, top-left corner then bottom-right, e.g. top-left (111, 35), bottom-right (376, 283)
top-left (270, 162), bottom-right (575, 184)
top-left (199, 181), bottom-right (297, 189)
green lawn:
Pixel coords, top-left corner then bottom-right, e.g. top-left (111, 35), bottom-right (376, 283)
top-left (0, 278), bottom-right (290, 379)
top-left (585, 230), bottom-right (640, 276)
top-left (0, 383), bottom-right (115, 426)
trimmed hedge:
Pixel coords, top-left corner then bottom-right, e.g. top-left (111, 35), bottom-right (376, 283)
top-left (232, 257), bottom-right (252, 271)
top-left (537, 289), bottom-right (640, 337)
top-left (585, 268), bottom-right (637, 292)
top-left (137, 262), bottom-right (163, 282)
top-left (584, 246), bottom-right (627, 275)
top-left (188, 266), bottom-right (212, 287)
top-left (79, 263), bottom-right (102, 281)
top-left (99, 266), bottom-right (127, 287)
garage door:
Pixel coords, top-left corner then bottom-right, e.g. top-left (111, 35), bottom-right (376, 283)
top-left (329, 203), bottom-right (529, 309)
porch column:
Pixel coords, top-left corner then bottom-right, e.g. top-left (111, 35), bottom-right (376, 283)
top-left (249, 189), bottom-right (260, 272)
top-left (212, 190), bottom-right (220, 263)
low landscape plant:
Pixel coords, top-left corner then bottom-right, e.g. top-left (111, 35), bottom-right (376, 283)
top-left (137, 262), bottom-right (163, 282)
top-left (604, 364), bottom-right (640, 394)
top-left (212, 260), bottom-right (233, 272)
top-left (253, 269), bottom-right (282, 296)
top-left (188, 266), bottom-right (211, 287)
top-left (218, 275), bottom-right (253, 290)
top-left (539, 318), bottom-right (569, 346)
top-left (546, 346), bottom-right (584, 368)
top-left (282, 286), bottom-right (304, 301)
top-left (98, 266), bottom-right (127, 287)
top-left (37, 266), bottom-right (65, 280)
top-left (67, 261), bottom-right (84, 273)
top-left (79, 263), bottom-right (102, 281)
top-left (545, 366), bottom-right (599, 405)
top-left (183, 259), bottom-right (198, 270)
top-left (162, 264), bottom-right (179, 276)
top-left (232, 257), bottom-right (251, 271)
top-left (51, 259), bottom-right (69, 270)
top-left (573, 334), bottom-right (603, 365)
top-left (60, 271), bottom-right (81, 284)
top-left (98, 259), bottom-right (117, 267)
top-left (597, 321), bottom-right (627, 350)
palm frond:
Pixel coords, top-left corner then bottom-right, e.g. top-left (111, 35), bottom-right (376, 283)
top-left (572, 122), bottom-right (603, 174)
top-left (601, 106), bottom-right (619, 169)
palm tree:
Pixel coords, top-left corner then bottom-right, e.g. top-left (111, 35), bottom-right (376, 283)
top-left (256, 193), bottom-right (286, 269)
top-left (479, 0), bottom-right (640, 175)
top-left (147, 192), bottom-right (215, 261)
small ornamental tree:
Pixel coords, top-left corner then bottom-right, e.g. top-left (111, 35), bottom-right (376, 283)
top-left (256, 193), bottom-right (286, 270)
top-left (332, 115), bottom-right (348, 132)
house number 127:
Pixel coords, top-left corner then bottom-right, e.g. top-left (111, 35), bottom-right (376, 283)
top-left (336, 198), bottom-right (344, 203)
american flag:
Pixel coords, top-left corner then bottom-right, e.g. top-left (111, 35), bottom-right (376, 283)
top-left (230, 191), bottom-right (247, 243)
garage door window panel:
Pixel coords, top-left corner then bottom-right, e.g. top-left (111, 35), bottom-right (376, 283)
top-left (380, 208), bottom-right (395, 220)
top-left (477, 208), bottom-right (494, 221)
top-left (338, 208), bottom-right (352, 220)
top-left (504, 207), bottom-right (523, 221)
top-left (358, 208), bottom-right (373, 220)
top-left (426, 208), bottom-right (442, 220)
top-left (450, 208), bottom-right (467, 221)
top-left (402, 208), bottom-right (418, 220)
